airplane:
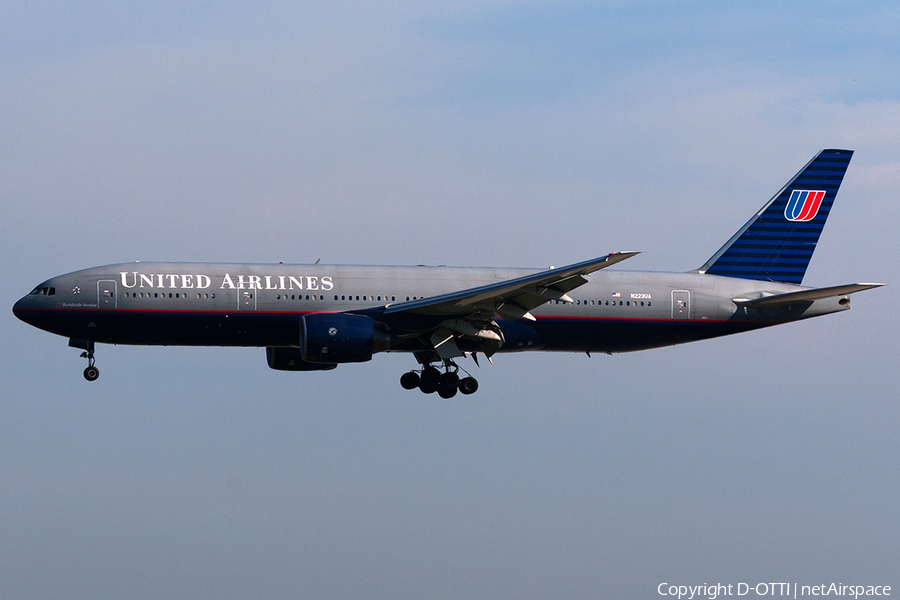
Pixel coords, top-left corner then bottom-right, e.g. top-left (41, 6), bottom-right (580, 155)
top-left (13, 149), bottom-right (883, 397)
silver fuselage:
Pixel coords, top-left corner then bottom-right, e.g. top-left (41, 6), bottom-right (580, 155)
top-left (14, 262), bottom-right (850, 355)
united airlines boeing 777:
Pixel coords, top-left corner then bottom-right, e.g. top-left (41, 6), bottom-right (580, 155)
top-left (14, 149), bottom-right (883, 397)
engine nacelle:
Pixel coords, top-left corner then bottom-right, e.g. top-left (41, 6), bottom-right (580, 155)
top-left (301, 313), bottom-right (390, 364)
top-left (266, 347), bottom-right (338, 371)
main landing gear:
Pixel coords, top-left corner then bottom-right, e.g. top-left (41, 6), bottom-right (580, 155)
top-left (400, 360), bottom-right (478, 398)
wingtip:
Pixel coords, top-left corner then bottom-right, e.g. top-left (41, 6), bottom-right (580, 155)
top-left (606, 251), bottom-right (641, 260)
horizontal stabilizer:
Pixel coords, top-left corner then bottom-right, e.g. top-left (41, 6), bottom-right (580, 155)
top-left (733, 283), bottom-right (884, 308)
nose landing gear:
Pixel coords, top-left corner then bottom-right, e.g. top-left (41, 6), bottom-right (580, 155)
top-left (82, 354), bottom-right (99, 381)
top-left (400, 359), bottom-right (479, 397)
top-left (69, 338), bottom-right (99, 381)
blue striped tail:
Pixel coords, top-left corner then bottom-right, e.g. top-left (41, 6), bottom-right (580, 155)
top-left (699, 149), bottom-right (853, 285)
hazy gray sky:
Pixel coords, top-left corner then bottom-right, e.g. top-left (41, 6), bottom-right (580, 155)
top-left (2, 2), bottom-right (898, 598)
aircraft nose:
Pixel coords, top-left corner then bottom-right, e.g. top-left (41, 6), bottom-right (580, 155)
top-left (13, 295), bottom-right (29, 321)
top-left (12, 294), bottom-right (39, 325)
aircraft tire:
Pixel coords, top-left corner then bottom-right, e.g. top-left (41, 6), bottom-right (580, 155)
top-left (438, 382), bottom-right (458, 399)
top-left (438, 372), bottom-right (460, 398)
top-left (421, 365), bottom-right (441, 386)
top-left (419, 379), bottom-right (438, 394)
top-left (458, 377), bottom-right (478, 395)
top-left (400, 371), bottom-right (420, 390)
top-left (83, 366), bottom-right (100, 381)
top-left (439, 372), bottom-right (459, 389)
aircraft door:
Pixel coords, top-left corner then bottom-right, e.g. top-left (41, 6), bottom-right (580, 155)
top-left (671, 290), bottom-right (690, 319)
top-left (238, 289), bottom-right (257, 311)
top-left (98, 280), bottom-right (117, 309)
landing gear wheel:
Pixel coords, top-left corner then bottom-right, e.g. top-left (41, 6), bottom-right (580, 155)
top-left (407, 359), bottom-right (479, 397)
top-left (458, 376), bottom-right (478, 395)
top-left (400, 371), bottom-right (420, 390)
top-left (83, 365), bottom-right (100, 381)
top-left (419, 365), bottom-right (441, 394)
top-left (421, 365), bottom-right (440, 385)
top-left (79, 342), bottom-right (99, 382)
top-left (438, 384), bottom-right (458, 399)
top-left (438, 372), bottom-right (459, 398)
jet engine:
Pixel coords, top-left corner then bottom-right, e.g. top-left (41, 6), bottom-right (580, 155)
top-left (301, 313), bottom-right (391, 364)
top-left (266, 347), bottom-right (338, 371)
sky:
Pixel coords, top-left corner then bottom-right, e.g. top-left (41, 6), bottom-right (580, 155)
top-left (2, 1), bottom-right (899, 598)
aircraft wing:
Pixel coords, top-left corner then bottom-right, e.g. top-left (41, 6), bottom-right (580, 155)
top-left (383, 252), bottom-right (639, 321)
top-left (733, 282), bottom-right (884, 308)
top-left (381, 252), bottom-right (639, 359)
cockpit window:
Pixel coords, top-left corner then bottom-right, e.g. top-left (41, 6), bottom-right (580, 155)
top-left (28, 286), bottom-right (55, 296)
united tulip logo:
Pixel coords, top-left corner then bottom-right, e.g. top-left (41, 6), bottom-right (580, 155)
top-left (784, 190), bottom-right (825, 222)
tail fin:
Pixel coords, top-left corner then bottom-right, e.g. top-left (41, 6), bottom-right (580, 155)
top-left (697, 149), bottom-right (853, 285)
